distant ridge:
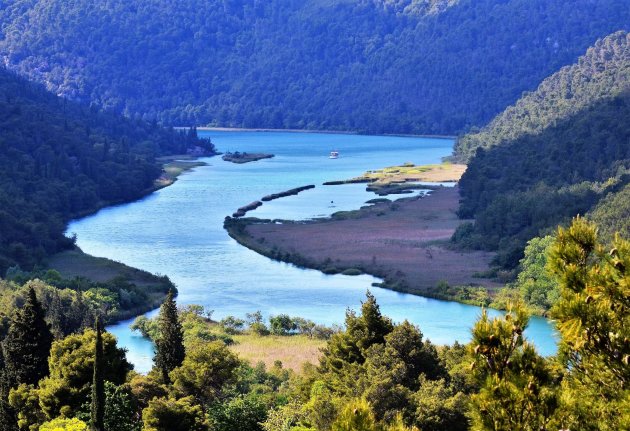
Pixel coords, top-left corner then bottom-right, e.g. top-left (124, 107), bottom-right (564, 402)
top-left (1, 0), bottom-right (629, 134)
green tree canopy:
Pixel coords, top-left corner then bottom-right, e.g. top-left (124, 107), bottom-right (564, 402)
top-left (548, 217), bottom-right (630, 430)
top-left (34, 328), bottom-right (130, 420)
top-left (170, 341), bottom-right (240, 406)
top-left (154, 290), bottom-right (185, 383)
top-left (511, 235), bottom-right (558, 314)
top-left (142, 396), bottom-right (208, 431)
top-left (3, 287), bottom-right (53, 386)
top-left (40, 417), bottom-right (88, 431)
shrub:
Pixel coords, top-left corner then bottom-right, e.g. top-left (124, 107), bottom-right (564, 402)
top-left (219, 316), bottom-right (245, 335)
top-left (269, 315), bottom-right (297, 335)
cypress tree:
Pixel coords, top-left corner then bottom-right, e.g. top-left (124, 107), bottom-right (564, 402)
top-left (154, 289), bottom-right (185, 383)
top-left (0, 349), bottom-right (18, 431)
top-left (90, 317), bottom-right (105, 431)
top-left (3, 286), bottom-right (53, 386)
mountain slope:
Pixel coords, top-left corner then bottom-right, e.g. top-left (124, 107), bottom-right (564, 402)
top-left (453, 33), bottom-right (630, 268)
top-left (456, 31), bottom-right (630, 161)
top-left (0, 68), bottom-right (214, 273)
top-left (456, 93), bottom-right (630, 268)
top-left (1, 0), bottom-right (629, 134)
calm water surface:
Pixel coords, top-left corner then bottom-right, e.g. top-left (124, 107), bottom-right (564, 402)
top-left (68, 131), bottom-right (557, 373)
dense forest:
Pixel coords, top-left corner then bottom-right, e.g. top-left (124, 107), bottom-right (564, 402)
top-left (0, 1), bottom-right (628, 429)
top-left (456, 31), bottom-right (630, 161)
top-left (1, 0), bottom-right (629, 134)
top-left (0, 218), bottom-right (626, 430)
top-left (453, 32), bottom-right (630, 269)
top-left (0, 68), bottom-right (215, 274)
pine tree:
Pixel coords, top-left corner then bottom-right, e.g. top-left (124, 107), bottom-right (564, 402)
top-left (154, 290), bottom-right (185, 383)
top-left (548, 217), bottom-right (630, 430)
top-left (3, 286), bottom-right (53, 386)
top-left (357, 291), bottom-right (393, 351)
top-left (90, 317), bottom-right (105, 431)
top-left (469, 304), bottom-right (559, 430)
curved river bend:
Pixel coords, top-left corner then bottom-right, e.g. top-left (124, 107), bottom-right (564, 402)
top-left (67, 131), bottom-right (557, 373)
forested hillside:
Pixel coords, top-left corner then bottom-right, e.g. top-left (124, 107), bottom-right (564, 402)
top-left (1, 0), bottom-right (629, 134)
top-left (0, 68), bottom-right (214, 274)
top-left (453, 33), bottom-right (630, 269)
top-left (456, 31), bottom-right (630, 161)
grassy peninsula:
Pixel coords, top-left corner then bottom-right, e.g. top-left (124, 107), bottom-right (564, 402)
top-left (225, 186), bottom-right (498, 302)
top-left (324, 162), bottom-right (466, 195)
top-left (154, 156), bottom-right (208, 188)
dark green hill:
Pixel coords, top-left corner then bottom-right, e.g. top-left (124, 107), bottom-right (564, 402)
top-left (1, 0), bottom-right (629, 134)
top-left (455, 91), bottom-right (630, 269)
top-left (454, 32), bottom-right (630, 269)
top-left (589, 182), bottom-right (630, 243)
top-left (456, 31), bottom-right (630, 162)
top-left (0, 68), bottom-right (214, 273)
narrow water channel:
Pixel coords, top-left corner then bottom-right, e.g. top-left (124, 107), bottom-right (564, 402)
top-left (68, 131), bottom-right (557, 373)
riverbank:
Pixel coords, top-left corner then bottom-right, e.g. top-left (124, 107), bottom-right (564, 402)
top-left (225, 186), bottom-right (499, 299)
top-left (46, 248), bottom-right (173, 321)
top-left (194, 126), bottom-right (457, 140)
top-left (50, 152), bottom-right (216, 324)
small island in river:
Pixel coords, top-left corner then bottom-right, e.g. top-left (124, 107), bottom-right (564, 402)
top-left (222, 151), bottom-right (275, 164)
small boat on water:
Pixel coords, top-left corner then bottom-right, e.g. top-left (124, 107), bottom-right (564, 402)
top-left (329, 150), bottom-right (339, 159)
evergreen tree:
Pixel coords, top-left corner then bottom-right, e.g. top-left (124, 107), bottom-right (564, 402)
top-left (357, 291), bottom-right (394, 352)
top-left (154, 290), bottom-right (185, 383)
top-left (0, 349), bottom-right (18, 431)
top-left (90, 317), bottom-right (105, 431)
top-left (320, 292), bottom-right (394, 375)
top-left (3, 286), bottom-right (53, 386)
top-left (469, 304), bottom-right (560, 430)
top-left (548, 218), bottom-right (630, 430)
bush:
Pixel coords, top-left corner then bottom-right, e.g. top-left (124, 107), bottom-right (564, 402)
top-left (269, 315), bottom-right (297, 335)
top-left (250, 322), bottom-right (270, 336)
top-left (219, 316), bottom-right (245, 335)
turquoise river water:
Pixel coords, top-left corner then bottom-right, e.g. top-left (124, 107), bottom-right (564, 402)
top-left (66, 131), bottom-right (558, 373)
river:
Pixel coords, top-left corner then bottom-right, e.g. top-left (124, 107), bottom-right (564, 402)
top-left (67, 131), bottom-right (557, 373)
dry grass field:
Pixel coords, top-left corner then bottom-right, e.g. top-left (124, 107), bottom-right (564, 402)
top-left (356, 162), bottom-right (467, 184)
top-left (229, 333), bottom-right (325, 372)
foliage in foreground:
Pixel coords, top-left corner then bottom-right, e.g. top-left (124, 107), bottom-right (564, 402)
top-left (0, 218), bottom-right (627, 430)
